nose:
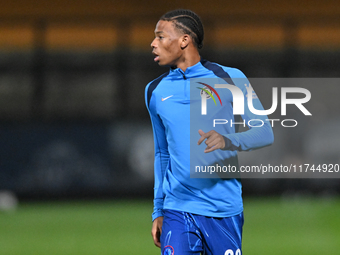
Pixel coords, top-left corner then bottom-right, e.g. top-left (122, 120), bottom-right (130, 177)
top-left (151, 38), bottom-right (157, 48)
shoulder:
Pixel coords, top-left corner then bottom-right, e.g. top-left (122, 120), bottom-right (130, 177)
top-left (213, 63), bottom-right (247, 79)
top-left (146, 71), bottom-right (169, 91)
top-left (201, 59), bottom-right (247, 79)
top-left (219, 65), bottom-right (246, 78)
top-left (145, 71), bottom-right (170, 108)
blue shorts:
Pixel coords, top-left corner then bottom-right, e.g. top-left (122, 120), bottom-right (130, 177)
top-left (161, 209), bottom-right (244, 255)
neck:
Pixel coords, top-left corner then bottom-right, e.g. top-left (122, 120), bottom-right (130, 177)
top-left (174, 48), bottom-right (201, 72)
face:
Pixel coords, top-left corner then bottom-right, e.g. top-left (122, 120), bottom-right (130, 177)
top-left (151, 20), bottom-right (185, 67)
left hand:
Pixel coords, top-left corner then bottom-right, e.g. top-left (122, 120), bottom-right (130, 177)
top-left (197, 129), bottom-right (226, 153)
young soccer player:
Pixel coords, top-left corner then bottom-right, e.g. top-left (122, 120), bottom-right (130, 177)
top-left (145, 9), bottom-right (274, 255)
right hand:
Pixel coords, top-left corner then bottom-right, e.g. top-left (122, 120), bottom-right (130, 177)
top-left (151, 216), bottom-right (164, 248)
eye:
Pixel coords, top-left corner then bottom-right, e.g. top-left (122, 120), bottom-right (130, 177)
top-left (158, 36), bottom-right (164, 40)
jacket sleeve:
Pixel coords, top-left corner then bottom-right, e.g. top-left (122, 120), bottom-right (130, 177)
top-left (223, 69), bottom-right (274, 151)
top-left (145, 83), bottom-right (170, 221)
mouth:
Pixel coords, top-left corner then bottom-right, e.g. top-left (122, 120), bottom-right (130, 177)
top-left (152, 52), bottom-right (160, 62)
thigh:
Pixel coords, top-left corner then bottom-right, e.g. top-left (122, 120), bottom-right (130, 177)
top-left (196, 212), bottom-right (244, 255)
top-left (161, 209), bottom-right (203, 255)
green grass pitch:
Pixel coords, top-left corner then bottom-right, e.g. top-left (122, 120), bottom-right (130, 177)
top-left (0, 197), bottom-right (339, 254)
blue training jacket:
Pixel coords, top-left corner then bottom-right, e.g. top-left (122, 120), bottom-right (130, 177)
top-left (145, 59), bottom-right (274, 221)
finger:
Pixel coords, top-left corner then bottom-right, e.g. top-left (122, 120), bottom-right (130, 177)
top-left (198, 130), bottom-right (217, 145)
top-left (203, 133), bottom-right (218, 146)
top-left (152, 230), bottom-right (161, 248)
top-left (205, 143), bottom-right (223, 153)
top-left (204, 141), bottom-right (225, 153)
top-left (204, 145), bottom-right (219, 153)
top-left (205, 135), bottom-right (222, 147)
top-left (204, 138), bottom-right (225, 153)
top-left (204, 141), bottom-right (219, 153)
top-left (154, 237), bottom-right (161, 248)
top-left (198, 129), bottom-right (205, 136)
top-left (197, 129), bottom-right (208, 145)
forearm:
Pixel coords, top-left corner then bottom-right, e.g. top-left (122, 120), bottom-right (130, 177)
top-left (152, 151), bottom-right (169, 221)
top-left (223, 121), bottom-right (274, 151)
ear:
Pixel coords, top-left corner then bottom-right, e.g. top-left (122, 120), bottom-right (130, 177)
top-left (180, 34), bottom-right (190, 49)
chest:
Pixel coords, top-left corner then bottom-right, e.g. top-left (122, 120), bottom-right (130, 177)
top-left (154, 79), bottom-right (235, 129)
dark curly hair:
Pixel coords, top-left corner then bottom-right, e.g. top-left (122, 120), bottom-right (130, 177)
top-left (160, 9), bottom-right (204, 49)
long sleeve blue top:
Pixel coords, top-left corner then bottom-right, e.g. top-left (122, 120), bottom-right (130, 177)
top-left (145, 59), bottom-right (274, 221)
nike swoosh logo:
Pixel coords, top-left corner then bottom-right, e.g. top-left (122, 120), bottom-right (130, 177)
top-left (161, 95), bottom-right (173, 101)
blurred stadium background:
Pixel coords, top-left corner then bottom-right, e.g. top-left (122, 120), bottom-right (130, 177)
top-left (0, 0), bottom-right (339, 254)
